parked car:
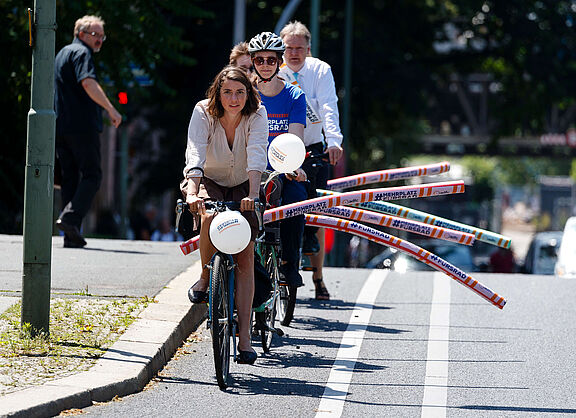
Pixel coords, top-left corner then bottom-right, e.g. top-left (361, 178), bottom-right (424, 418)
top-left (555, 217), bottom-right (576, 278)
top-left (522, 231), bottom-right (562, 275)
top-left (364, 239), bottom-right (477, 272)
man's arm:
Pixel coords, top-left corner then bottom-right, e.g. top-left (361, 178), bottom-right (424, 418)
top-left (317, 65), bottom-right (344, 165)
top-left (81, 77), bottom-right (122, 128)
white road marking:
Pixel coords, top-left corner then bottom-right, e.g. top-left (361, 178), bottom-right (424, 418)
top-left (421, 273), bottom-right (451, 418)
top-left (315, 270), bottom-right (389, 417)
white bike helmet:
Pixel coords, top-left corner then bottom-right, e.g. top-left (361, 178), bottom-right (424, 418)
top-left (248, 31), bottom-right (286, 54)
top-left (248, 32), bottom-right (285, 82)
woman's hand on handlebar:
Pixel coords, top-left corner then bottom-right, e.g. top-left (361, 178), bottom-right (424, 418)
top-left (286, 167), bottom-right (307, 182)
top-left (186, 194), bottom-right (206, 215)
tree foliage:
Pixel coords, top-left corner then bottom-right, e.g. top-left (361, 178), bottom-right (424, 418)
top-left (0, 0), bottom-right (212, 233)
top-left (460, 1), bottom-right (576, 136)
top-left (1, 0), bottom-right (575, 234)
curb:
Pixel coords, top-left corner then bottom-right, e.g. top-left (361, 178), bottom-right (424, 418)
top-left (0, 260), bottom-right (206, 418)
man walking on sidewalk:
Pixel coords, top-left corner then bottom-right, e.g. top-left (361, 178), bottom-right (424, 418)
top-left (54, 15), bottom-right (122, 248)
top-left (279, 21), bottom-right (344, 300)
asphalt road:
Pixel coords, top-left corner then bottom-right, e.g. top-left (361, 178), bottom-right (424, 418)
top-left (80, 268), bottom-right (576, 417)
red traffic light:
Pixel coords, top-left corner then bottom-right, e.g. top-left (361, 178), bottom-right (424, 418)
top-left (118, 91), bottom-right (128, 105)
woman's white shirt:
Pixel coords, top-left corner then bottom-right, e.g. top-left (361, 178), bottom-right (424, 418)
top-left (184, 99), bottom-right (269, 187)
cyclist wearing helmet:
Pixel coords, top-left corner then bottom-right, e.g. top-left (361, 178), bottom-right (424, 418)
top-left (248, 31), bottom-right (307, 288)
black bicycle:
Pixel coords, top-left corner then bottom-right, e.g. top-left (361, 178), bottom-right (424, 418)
top-left (252, 220), bottom-right (285, 352)
top-left (258, 170), bottom-right (300, 327)
top-left (175, 199), bottom-right (263, 389)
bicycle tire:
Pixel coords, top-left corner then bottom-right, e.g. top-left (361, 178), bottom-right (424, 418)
top-left (210, 254), bottom-right (231, 390)
top-left (278, 284), bottom-right (297, 326)
top-left (261, 246), bottom-right (279, 352)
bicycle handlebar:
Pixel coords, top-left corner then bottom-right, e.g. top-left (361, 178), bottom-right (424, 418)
top-left (175, 198), bottom-right (264, 233)
top-left (305, 151), bottom-right (329, 161)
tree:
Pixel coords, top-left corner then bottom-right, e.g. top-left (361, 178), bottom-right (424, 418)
top-left (0, 0), bottom-right (211, 233)
top-left (3, 1), bottom-right (576, 234)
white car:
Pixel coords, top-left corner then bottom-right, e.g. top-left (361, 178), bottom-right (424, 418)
top-left (555, 217), bottom-right (576, 278)
top-left (523, 231), bottom-right (562, 275)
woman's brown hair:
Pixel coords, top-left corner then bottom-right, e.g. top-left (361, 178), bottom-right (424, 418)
top-left (206, 66), bottom-right (260, 119)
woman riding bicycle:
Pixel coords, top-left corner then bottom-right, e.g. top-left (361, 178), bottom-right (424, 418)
top-left (183, 66), bottom-right (268, 365)
top-left (248, 31), bottom-right (308, 290)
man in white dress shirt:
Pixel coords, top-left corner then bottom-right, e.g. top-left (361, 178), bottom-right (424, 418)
top-left (279, 21), bottom-right (344, 300)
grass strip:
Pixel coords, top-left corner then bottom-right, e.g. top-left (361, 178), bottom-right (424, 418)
top-left (0, 296), bottom-right (153, 395)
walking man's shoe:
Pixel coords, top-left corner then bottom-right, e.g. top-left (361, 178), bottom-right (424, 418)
top-left (56, 219), bottom-right (87, 248)
top-left (63, 239), bottom-right (86, 248)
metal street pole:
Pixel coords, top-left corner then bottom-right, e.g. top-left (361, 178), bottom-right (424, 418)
top-left (22, 0), bottom-right (56, 336)
top-left (332, 0), bottom-right (354, 266)
top-left (342, 0), bottom-right (353, 160)
top-left (310, 0), bottom-right (321, 57)
top-left (119, 127), bottom-right (129, 239)
top-left (233, 0), bottom-right (246, 45)
top-left (274, 0), bottom-right (304, 34)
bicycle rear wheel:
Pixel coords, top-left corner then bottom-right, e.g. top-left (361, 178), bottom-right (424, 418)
top-left (278, 284), bottom-right (297, 326)
top-left (260, 246), bottom-right (280, 352)
top-left (210, 254), bottom-right (231, 390)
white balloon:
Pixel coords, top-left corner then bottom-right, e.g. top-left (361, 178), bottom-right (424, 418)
top-left (209, 210), bottom-right (251, 254)
top-left (268, 133), bottom-right (306, 173)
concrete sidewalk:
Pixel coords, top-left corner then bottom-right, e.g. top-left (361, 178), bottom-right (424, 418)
top-left (0, 235), bottom-right (206, 418)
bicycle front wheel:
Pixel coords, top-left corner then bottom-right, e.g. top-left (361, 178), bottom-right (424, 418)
top-left (278, 284), bottom-right (297, 326)
top-left (210, 254), bottom-right (231, 390)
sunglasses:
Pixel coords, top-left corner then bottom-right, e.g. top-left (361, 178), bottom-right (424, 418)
top-left (86, 31), bottom-right (107, 41)
top-left (253, 56), bottom-right (278, 66)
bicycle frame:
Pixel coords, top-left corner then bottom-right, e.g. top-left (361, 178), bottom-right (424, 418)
top-left (254, 229), bottom-right (280, 313)
top-left (253, 223), bottom-right (285, 352)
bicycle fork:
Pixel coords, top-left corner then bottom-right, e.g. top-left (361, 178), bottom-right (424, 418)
top-left (227, 261), bottom-right (238, 362)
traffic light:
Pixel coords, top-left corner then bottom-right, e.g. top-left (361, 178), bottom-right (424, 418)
top-left (118, 91), bottom-right (128, 105)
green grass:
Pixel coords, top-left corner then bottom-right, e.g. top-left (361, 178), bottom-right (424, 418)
top-left (0, 296), bottom-right (153, 395)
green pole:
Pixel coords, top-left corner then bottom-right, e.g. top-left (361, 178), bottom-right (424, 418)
top-left (310, 0), bottom-right (320, 57)
top-left (21, 0), bottom-right (57, 336)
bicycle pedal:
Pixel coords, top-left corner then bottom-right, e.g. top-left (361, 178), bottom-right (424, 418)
top-left (302, 266), bottom-right (317, 272)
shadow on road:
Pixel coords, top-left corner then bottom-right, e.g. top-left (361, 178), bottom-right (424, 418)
top-left (80, 247), bottom-right (152, 255)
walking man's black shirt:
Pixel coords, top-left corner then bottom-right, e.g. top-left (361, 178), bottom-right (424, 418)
top-left (54, 38), bottom-right (103, 135)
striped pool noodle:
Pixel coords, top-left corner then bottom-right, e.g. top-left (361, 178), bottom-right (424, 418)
top-left (326, 161), bottom-right (450, 190)
top-left (314, 206), bottom-right (475, 245)
top-left (180, 181), bottom-right (465, 255)
top-left (306, 214), bottom-right (507, 309)
top-left (317, 189), bottom-right (511, 249)
top-left (180, 236), bottom-right (200, 255)
top-left (263, 181), bottom-right (465, 223)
